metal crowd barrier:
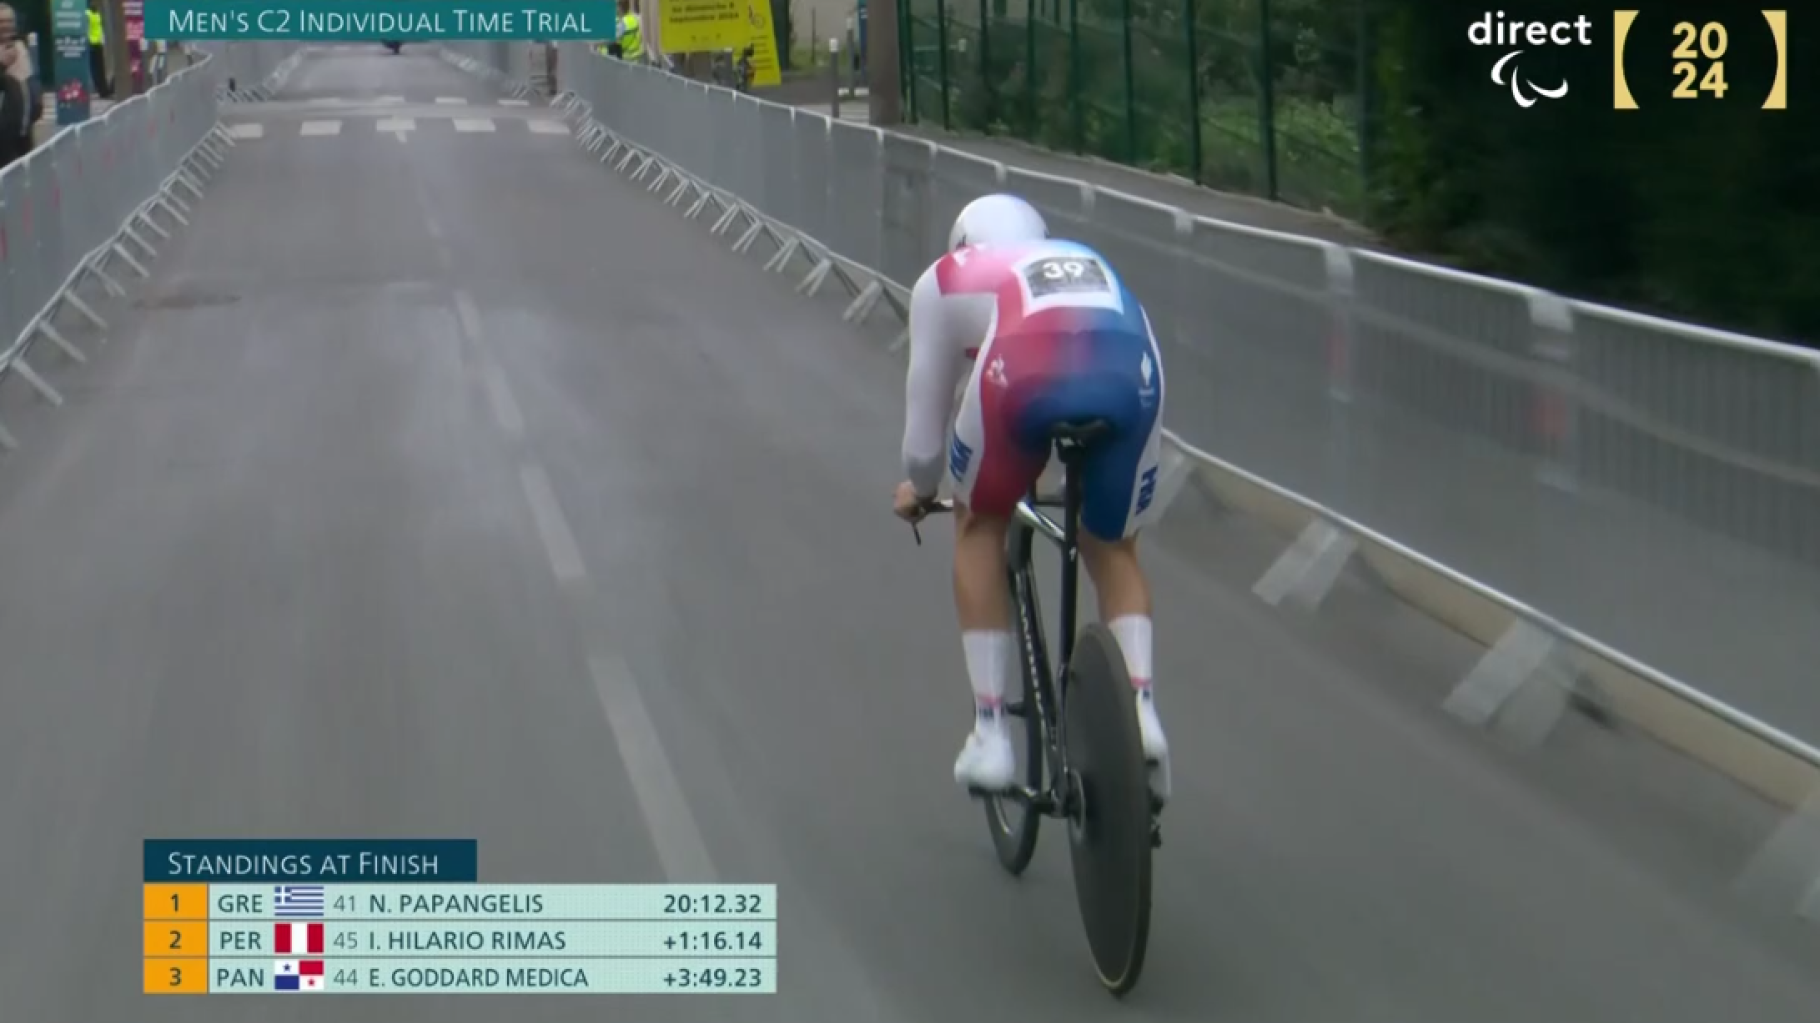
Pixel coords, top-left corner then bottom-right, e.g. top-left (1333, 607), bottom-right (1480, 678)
top-left (440, 43), bottom-right (540, 99)
top-left (0, 52), bottom-right (244, 449)
top-left (449, 44), bottom-right (1820, 919)
top-left (190, 40), bottom-right (308, 102)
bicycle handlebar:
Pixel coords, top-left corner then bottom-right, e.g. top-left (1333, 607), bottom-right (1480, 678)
top-left (907, 498), bottom-right (953, 546)
top-left (904, 492), bottom-right (1080, 547)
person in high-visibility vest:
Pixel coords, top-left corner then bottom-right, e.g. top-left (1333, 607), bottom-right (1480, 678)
top-left (616, 0), bottom-right (642, 62)
top-left (87, 0), bottom-right (111, 98)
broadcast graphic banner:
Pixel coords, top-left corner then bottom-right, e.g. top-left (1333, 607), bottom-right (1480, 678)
top-left (142, 840), bottom-right (777, 995)
top-left (142, 1), bottom-right (617, 41)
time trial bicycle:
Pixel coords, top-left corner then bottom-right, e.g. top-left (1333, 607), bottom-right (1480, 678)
top-left (907, 419), bottom-right (1161, 996)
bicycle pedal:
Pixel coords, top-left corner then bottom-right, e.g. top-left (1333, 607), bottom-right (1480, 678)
top-left (1150, 820), bottom-right (1163, 849)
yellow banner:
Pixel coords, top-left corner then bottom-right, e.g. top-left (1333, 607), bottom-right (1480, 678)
top-left (657, 0), bottom-right (744, 52)
top-left (656, 0), bottom-right (778, 87)
top-left (741, 0), bottom-right (780, 88)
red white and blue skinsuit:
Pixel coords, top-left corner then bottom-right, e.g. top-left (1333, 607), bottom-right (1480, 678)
top-left (901, 240), bottom-right (1167, 540)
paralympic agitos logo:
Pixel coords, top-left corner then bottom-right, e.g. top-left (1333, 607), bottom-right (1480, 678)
top-left (1469, 11), bottom-right (1594, 108)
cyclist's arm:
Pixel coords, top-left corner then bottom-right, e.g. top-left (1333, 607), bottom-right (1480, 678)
top-left (902, 268), bottom-right (967, 499)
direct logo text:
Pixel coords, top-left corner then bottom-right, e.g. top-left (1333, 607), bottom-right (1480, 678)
top-left (1469, 11), bottom-right (1593, 107)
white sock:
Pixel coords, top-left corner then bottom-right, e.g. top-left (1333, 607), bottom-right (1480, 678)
top-left (961, 630), bottom-right (1011, 732)
top-left (1108, 615), bottom-right (1154, 696)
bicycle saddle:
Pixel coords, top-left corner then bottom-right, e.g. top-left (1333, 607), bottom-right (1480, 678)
top-left (1047, 419), bottom-right (1111, 445)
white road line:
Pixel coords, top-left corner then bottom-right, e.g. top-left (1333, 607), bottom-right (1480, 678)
top-left (299, 119), bottom-right (342, 136)
top-left (518, 457), bottom-right (724, 882)
top-left (482, 367), bottom-right (526, 439)
top-left (376, 117), bottom-right (415, 134)
top-left (434, 96), bottom-right (469, 105)
top-left (227, 123), bottom-right (264, 139)
top-left (375, 95), bottom-right (405, 104)
top-left (451, 288), bottom-right (526, 438)
top-left (587, 653), bottom-right (719, 882)
top-left (519, 465), bottom-right (587, 584)
top-left (527, 120), bottom-right (571, 135)
top-left (453, 118), bottom-right (496, 133)
top-left (452, 289), bottom-right (485, 344)
top-left (500, 98), bottom-right (530, 106)
top-left (444, 90), bottom-right (719, 884)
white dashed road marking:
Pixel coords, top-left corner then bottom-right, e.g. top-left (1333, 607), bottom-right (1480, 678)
top-left (484, 368), bottom-right (525, 438)
top-left (434, 96), bottom-right (469, 105)
top-left (224, 117), bottom-right (570, 141)
top-left (519, 465), bottom-right (586, 584)
top-left (448, 260), bottom-right (720, 887)
top-left (500, 98), bottom-right (530, 107)
top-left (586, 652), bottom-right (719, 882)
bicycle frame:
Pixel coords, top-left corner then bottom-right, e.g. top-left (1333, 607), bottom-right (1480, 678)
top-left (1005, 440), bottom-right (1091, 812)
top-left (906, 435), bottom-right (1095, 814)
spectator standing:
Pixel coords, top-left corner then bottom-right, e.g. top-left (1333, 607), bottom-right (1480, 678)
top-left (0, 57), bottom-right (23, 169)
top-left (604, 0), bottom-right (640, 60)
top-left (0, 4), bottom-right (39, 166)
top-left (87, 0), bottom-right (109, 99)
top-left (613, 0), bottom-right (641, 61)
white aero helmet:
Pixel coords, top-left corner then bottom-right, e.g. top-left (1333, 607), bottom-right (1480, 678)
top-left (948, 194), bottom-right (1047, 251)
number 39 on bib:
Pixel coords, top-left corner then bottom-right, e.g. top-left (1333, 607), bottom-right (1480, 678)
top-left (1023, 256), bottom-right (1111, 296)
top-left (1018, 254), bottom-right (1121, 314)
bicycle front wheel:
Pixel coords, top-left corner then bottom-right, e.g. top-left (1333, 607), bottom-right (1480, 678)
top-left (1062, 623), bottom-right (1154, 996)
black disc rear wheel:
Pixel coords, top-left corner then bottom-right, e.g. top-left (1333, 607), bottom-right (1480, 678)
top-left (1062, 624), bottom-right (1153, 996)
top-left (984, 549), bottom-right (1049, 875)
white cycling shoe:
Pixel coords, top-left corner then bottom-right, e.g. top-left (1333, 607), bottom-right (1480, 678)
top-left (953, 723), bottom-right (1017, 793)
top-left (954, 694), bottom-right (1172, 805)
top-left (1136, 689), bottom-right (1172, 807)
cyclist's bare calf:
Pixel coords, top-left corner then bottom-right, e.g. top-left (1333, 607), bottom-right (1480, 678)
top-left (952, 502), bottom-right (1013, 632)
top-left (1078, 533), bottom-right (1151, 625)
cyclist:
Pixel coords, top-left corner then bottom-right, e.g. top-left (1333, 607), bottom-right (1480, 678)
top-left (892, 194), bottom-right (1171, 805)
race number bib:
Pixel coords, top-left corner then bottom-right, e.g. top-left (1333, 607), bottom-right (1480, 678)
top-left (1022, 255), bottom-right (1113, 299)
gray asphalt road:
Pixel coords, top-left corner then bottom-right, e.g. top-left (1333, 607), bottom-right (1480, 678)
top-left (2, 47), bottom-right (1818, 1021)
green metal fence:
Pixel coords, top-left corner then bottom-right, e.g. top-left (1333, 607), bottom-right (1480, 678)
top-left (899, 0), bottom-right (1371, 219)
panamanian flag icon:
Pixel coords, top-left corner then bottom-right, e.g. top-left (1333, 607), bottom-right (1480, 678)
top-left (274, 958), bottom-right (326, 992)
